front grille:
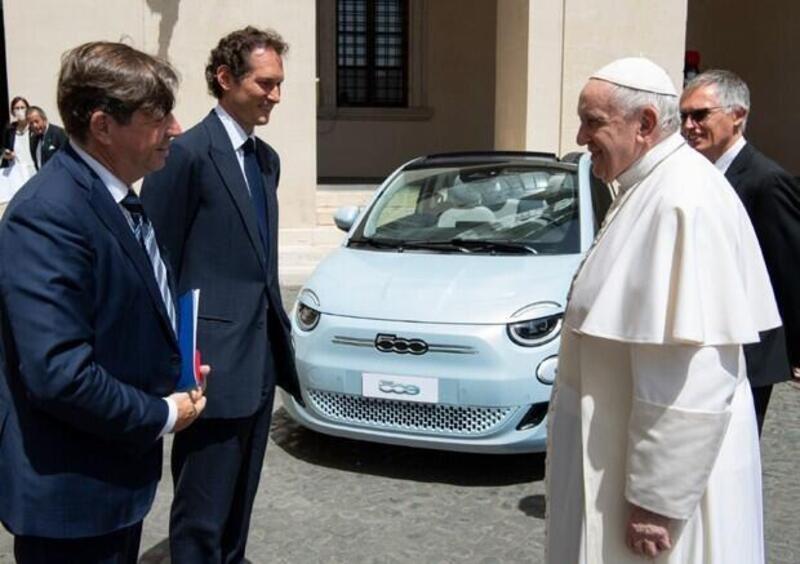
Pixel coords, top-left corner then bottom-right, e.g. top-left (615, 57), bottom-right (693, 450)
top-left (306, 389), bottom-right (517, 437)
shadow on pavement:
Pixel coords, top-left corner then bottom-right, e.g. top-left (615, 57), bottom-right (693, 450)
top-left (269, 408), bottom-right (545, 487)
top-left (518, 494), bottom-right (547, 519)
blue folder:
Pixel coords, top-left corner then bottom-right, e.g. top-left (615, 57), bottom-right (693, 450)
top-left (176, 289), bottom-right (200, 391)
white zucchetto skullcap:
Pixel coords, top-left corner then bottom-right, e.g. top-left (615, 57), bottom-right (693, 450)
top-left (590, 57), bottom-right (677, 97)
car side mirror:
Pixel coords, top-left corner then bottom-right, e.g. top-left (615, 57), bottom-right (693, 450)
top-left (333, 205), bottom-right (362, 232)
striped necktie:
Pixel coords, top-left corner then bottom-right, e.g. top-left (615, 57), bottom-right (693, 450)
top-left (120, 191), bottom-right (177, 333)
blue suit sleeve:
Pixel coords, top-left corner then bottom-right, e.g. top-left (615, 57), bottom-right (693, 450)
top-left (0, 197), bottom-right (169, 447)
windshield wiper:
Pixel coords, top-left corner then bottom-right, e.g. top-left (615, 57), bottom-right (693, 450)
top-left (397, 239), bottom-right (538, 255)
top-left (348, 236), bottom-right (402, 250)
top-left (449, 238), bottom-right (538, 255)
top-left (398, 240), bottom-right (469, 253)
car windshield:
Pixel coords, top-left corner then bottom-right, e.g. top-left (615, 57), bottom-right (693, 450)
top-left (349, 161), bottom-right (580, 255)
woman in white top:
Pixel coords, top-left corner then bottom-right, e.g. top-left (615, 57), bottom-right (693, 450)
top-left (1, 96), bottom-right (36, 204)
top-left (0, 96), bottom-right (36, 208)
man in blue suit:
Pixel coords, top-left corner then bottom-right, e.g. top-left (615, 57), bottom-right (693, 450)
top-left (0, 42), bottom-right (206, 563)
top-left (142, 26), bottom-right (300, 563)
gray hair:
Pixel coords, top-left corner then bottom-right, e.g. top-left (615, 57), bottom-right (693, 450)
top-left (26, 105), bottom-right (47, 120)
top-left (608, 83), bottom-right (680, 137)
top-left (684, 69), bottom-right (750, 132)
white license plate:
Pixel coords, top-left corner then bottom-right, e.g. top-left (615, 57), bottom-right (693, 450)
top-left (362, 372), bottom-right (439, 404)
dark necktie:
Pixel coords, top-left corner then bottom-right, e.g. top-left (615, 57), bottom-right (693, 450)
top-left (121, 191), bottom-right (177, 332)
top-left (242, 138), bottom-right (269, 254)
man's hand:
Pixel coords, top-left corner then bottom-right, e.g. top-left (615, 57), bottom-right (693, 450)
top-left (625, 504), bottom-right (672, 558)
top-left (170, 365), bottom-right (210, 432)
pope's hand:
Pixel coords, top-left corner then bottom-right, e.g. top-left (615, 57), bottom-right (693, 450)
top-left (625, 504), bottom-right (672, 558)
top-left (792, 366), bottom-right (800, 381)
top-left (170, 365), bottom-right (210, 432)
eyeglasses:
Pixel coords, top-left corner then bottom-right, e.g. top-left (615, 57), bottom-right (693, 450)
top-left (680, 106), bottom-right (726, 124)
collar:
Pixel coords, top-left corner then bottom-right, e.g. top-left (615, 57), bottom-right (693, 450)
top-left (214, 104), bottom-right (254, 152)
top-left (714, 136), bottom-right (746, 173)
top-left (616, 132), bottom-right (686, 193)
top-left (69, 140), bottom-right (130, 204)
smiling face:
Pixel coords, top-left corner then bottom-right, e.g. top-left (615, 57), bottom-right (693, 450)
top-left (217, 47), bottom-right (284, 133)
top-left (680, 84), bottom-right (744, 163)
top-left (576, 80), bottom-right (645, 183)
top-left (102, 109), bottom-right (182, 184)
top-left (28, 111), bottom-right (47, 136)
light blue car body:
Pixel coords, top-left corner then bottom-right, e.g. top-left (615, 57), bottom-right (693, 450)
top-left (282, 153), bottom-right (603, 453)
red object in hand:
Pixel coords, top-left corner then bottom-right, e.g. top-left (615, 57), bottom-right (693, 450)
top-left (194, 350), bottom-right (204, 389)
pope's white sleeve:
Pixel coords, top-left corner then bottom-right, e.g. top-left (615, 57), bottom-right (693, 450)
top-left (624, 343), bottom-right (740, 519)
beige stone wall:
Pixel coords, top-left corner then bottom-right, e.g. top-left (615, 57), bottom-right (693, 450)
top-left (317, 0), bottom-right (497, 179)
top-left (3, 0), bottom-right (317, 227)
top-left (686, 0), bottom-right (800, 175)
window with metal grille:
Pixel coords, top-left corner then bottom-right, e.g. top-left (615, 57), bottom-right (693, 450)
top-left (337, 0), bottom-right (408, 107)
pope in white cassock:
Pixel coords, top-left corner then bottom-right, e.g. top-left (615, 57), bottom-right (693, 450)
top-left (545, 57), bottom-right (780, 563)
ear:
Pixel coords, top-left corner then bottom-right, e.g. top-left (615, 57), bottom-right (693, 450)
top-left (215, 65), bottom-right (236, 94)
top-left (88, 110), bottom-right (113, 146)
top-left (730, 106), bottom-right (748, 132)
top-left (638, 107), bottom-right (658, 139)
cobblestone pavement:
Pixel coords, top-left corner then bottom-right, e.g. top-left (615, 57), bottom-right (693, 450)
top-left (1, 287), bottom-right (798, 563)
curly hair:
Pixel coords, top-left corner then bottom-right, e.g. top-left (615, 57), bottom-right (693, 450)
top-left (57, 41), bottom-right (178, 142)
top-left (205, 26), bottom-right (288, 99)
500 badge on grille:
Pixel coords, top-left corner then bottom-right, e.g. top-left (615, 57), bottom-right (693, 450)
top-left (374, 333), bottom-right (429, 355)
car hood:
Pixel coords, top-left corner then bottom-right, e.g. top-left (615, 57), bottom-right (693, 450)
top-left (301, 247), bottom-right (582, 324)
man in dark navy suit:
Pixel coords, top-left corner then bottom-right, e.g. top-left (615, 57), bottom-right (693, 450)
top-left (26, 106), bottom-right (67, 171)
top-left (142, 27), bottom-right (300, 563)
top-left (681, 69), bottom-right (800, 435)
top-left (0, 41), bottom-right (206, 563)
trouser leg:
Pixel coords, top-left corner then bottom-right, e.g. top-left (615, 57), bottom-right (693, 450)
top-left (170, 416), bottom-right (250, 563)
top-left (220, 389), bottom-right (275, 564)
top-left (750, 384), bottom-right (773, 437)
top-left (14, 521), bottom-right (142, 564)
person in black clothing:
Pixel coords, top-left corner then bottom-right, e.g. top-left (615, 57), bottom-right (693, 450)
top-left (681, 69), bottom-right (800, 435)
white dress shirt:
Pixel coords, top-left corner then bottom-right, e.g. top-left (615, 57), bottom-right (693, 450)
top-left (214, 104), bottom-right (258, 193)
top-left (714, 136), bottom-right (746, 174)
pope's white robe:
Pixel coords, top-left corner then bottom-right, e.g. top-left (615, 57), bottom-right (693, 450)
top-left (546, 133), bottom-right (781, 563)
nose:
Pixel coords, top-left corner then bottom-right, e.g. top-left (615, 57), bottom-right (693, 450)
top-left (166, 113), bottom-right (183, 137)
top-left (268, 84), bottom-right (281, 104)
top-left (576, 124), bottom-right (589, 146)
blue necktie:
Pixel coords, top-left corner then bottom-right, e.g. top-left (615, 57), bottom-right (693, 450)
top-left (242, 138), bottom-right (269, 254)
top-left (121, 191), bottom-right (177, 333)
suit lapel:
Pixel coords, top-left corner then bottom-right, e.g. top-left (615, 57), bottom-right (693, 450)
top-left (724, 143), bottom-right (754, 192)
top-left (63, 147), bottom-right (178, 346)
top-left (204, 113), bottom-right (268, 273)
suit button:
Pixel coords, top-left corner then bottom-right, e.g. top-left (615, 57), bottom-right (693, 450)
top-left (171, 354), bottom-right (181, 366)
top-left (257, 321), bottom-right (265, 329)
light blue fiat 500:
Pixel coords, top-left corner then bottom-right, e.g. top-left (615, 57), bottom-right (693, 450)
top-left (282, 152), bottom-right (610, 453)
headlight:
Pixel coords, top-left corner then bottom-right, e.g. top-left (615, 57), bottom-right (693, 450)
top-left (296, 303), bottom-right (321, 331)
top-left (295, 289), bottom-right (321, 332)
top-left (507, 313), bottom-right (562, 346)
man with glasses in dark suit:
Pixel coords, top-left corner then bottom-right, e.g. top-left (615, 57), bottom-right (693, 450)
top-left (0, 41), bottom-right (206, 564)
top-left (681, 69), bottom-right (800, 435)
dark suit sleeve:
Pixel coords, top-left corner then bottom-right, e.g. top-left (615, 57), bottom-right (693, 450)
top-left (52, 125), bottom-right (68, 150)
top-left (141, 142), bottom-right (200, 274)
top-left (0, 198), bottom-right (169, 447)
top-left (751, 171), bottom-right (800, 367)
